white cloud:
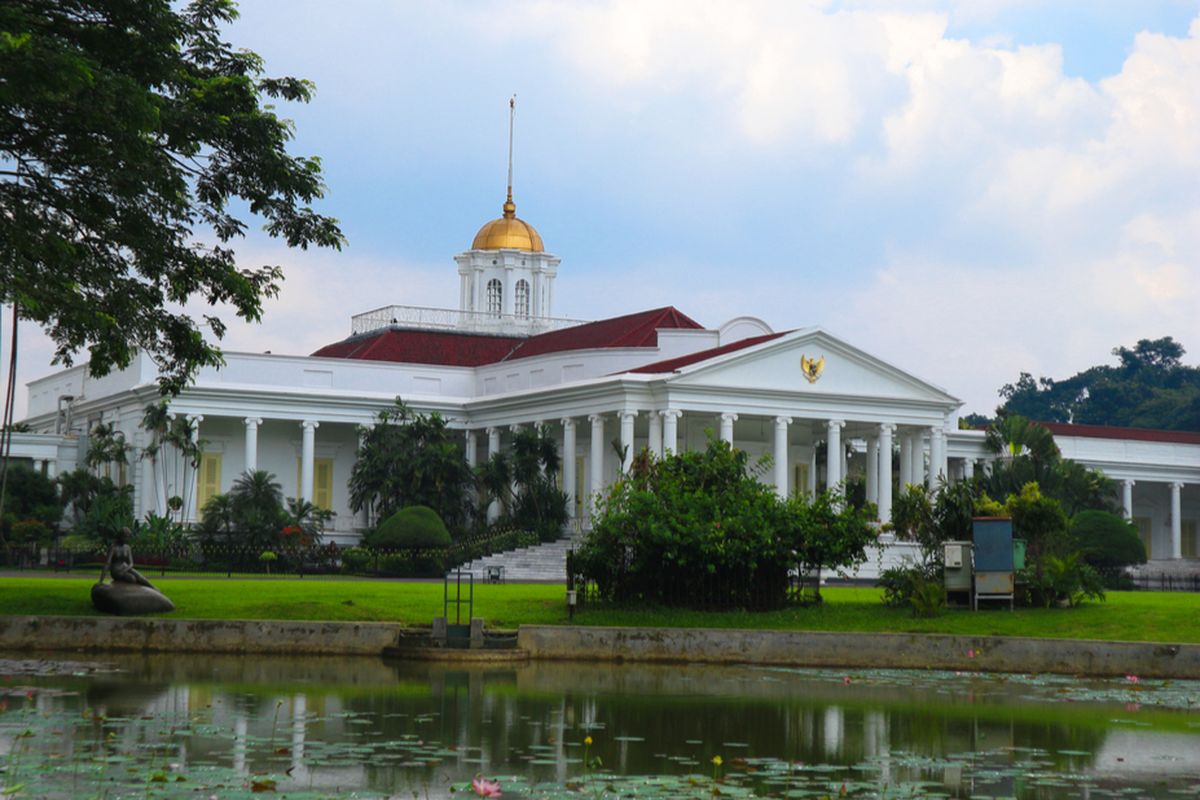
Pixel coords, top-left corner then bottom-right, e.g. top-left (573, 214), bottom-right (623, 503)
top-left (843, 207), bottom-right (1200, 414)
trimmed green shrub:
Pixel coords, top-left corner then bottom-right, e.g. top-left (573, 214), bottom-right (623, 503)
top-left (340, 546), bottom-right (373, 574)
top-left (1071, 509), bottom-right (1147, 587)
top-left (367, 505), bottom-right (452, 549)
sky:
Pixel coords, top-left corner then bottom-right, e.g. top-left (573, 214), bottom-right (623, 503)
top-left (6, 0), bottom-right (1200, 421)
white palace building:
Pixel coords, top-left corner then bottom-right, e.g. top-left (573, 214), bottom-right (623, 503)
top-left (13, 186), bottom-right (1200, 568)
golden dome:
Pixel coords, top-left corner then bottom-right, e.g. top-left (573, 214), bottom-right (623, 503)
top-left (471, 195), bottom-right (544, 252)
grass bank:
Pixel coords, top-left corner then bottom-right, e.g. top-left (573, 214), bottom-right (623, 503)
top-left (1, 577), bottom-right (1198, 643)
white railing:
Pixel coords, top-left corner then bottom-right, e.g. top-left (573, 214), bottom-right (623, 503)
top-left (351, 304), bottom-right (589, 336)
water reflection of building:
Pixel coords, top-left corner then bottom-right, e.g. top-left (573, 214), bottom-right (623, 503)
top-left (5, 658), bottom-right (1200, 798)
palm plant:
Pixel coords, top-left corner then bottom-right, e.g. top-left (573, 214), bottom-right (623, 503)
top-left (477, 428), bottom-right (568, 541)
top-left (229, 469), bottom-right (286, 549)
top-left (139, 402), bottom-right (204, 522)
top-left (284, 497), bottom-right (333, 545)
top-left (198, 493), bottom-right (236, 545)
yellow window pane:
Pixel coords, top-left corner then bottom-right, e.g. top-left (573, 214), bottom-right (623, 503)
top-left (198, 453), bottom-right (222, 512)
top-left (315, 458), bottom-right (333, 511)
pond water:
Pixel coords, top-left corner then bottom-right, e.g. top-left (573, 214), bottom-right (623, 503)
top-left (1, 651), bottom-right (1198, 799)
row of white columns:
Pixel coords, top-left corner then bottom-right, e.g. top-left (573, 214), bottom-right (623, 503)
top-left (29, 459), bottom-right (59, 478)
top-left (459, 412), bottom-right (957, 527)
top-left (1120, 478), bottom-right (1188, 560)
top-left (238, 417), bottom-right (319, 504)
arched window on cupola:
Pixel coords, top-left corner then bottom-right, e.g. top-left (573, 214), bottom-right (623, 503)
top-left (486, 279), bottom-right (502, 316)
top-left (515, 279), bottom-right (530, 318)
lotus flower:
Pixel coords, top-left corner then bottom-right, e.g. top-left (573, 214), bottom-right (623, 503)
top-left (1125, 674), bottom-right (1140, 684)
top-left (472, 775), bottom-right (503, 797)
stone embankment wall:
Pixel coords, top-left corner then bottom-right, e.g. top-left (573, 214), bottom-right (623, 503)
top-left (517, 625), bottom-right (1200, 679)
top-left (3, 617), bottom-right (1199, 678)
top-left (0, 616), bottom-right (402, 655)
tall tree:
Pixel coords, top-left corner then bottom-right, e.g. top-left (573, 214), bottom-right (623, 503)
top-left (996, 337), bottom-right (1200, 431)
top-left (349, 400), bottom-right (475, 532)
top-left (0, 0), bottom-right (344, 394)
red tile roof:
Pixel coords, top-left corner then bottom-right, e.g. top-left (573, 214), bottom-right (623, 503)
top-left (311, 307), bottom-right (705, 367)
top-left (502, 307), bottom-right (703, 362)
top-left (627, 331), bottom-right (787, 373)
top-left (1038, 422), bottom-right (1200, 446)
top-left (311, 329), bottom-right (523, 367)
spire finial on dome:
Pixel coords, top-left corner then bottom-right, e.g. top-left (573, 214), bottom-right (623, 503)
top-left (504, 94), bottom-right (516, 218)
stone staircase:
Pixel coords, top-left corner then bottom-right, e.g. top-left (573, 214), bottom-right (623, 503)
top-left (455, 532), bottom-right (585, 583)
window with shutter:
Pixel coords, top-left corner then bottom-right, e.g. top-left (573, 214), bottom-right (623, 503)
top-left (198, 453), bottom-right (222, 513)
top-left (297, 457), bottom-right (334, 511)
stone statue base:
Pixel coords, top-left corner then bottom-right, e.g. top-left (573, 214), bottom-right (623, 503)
top-left (91, 582), bottom-right (175, 615)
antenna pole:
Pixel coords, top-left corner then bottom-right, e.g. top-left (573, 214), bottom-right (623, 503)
top-left (506, 95), bottom-right (515, 207)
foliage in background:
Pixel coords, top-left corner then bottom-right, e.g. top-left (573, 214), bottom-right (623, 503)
top-left (140, 403), bottom-right (204, 524)
top-left (0, 0), bottom-right (343, 394)
top-left (57, 467), bottom-right (133, 543)
top-left (366, 506), bottom-right (452, 550)
top-left (983, 413), bottom-right (1116, 515)
top-left (349, 400), bottom-right (475, 534)
top-left (889, 481), bottom-right (976, 568)
top-left (83, 422), bottom-right (130, 473)
top-left (478, 427), bottom-right (569, 542)
top-left (882, 480), bottom-right (976, 614)
top-left (1070, 509), bottom-right (1147, 589)
top-left (577, 439), bottom-right (875, 610)
top-left (0, 465), bottom-right (62, 544)
top-left (787, 489), bottom-right (877, 602)
top-left (997, 337), bottom-right (1200, 432)
top-left (198, 469), bottom-right (328, 550)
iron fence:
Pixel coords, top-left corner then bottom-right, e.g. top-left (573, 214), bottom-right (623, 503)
top-left (564, 549), bottom-right (818, 611)
top-left (0, 528), bottom-right (538, 579)
top-left (1130, 572), bottom-right (1200, 592)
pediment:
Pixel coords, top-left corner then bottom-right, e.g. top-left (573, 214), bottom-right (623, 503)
top-left (667, 328), bottom-right (959, 406)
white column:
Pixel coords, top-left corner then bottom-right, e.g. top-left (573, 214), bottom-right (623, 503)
top-left (588, 414), bottom-right (605, 501)
top-left (773, 416), bottom-right (791, 498)
top-left (186, 414), bottom-right (203, 522)
top-left (300, 420), bottom-right (318, 503)
top-left (464, 430), bottom-right (477, 468)
top-left (807, 447), bottom-right (818, 495)
top-left (45, 459), bottom-right (57, 480)
top-left (910, 434), bottom-right (924, 489)
top-left (647, 411), bottom-right (663, 459)
top-left (826, 419), bottom-right (844, 490)
top-left (32, 459), bottom-right (44, 474)
top-left (719, 412), bottom-right (737, 445)
top-left (486, 427), bottom-right (501, 523)
top-left (561, 418), bottom-right (576, 520)
top-left (877, 424), bottom-right (894, 524)
top-left (618, 411), bottom-right (637, 472)
top-left (1170, 482), bottom-right (1183, 560)
top-left (661, 409), bottom-right (681, 455)
top-left (509, 424), bottom-right (523, 497)
top-left (244, 417), bottom-right (262, 473)
top-left (866, 437), bottom-right (879, 506)
top-left (898, 433), bottom-right (912, 489)
top-left (502, 266), bottom-right (514, 316)
top-left (963, 458), bottom-right (975, 480)
top-left (927, 427), bottom-right (945, 490)
top-left (1121, 479), bottom-right (1134, 519)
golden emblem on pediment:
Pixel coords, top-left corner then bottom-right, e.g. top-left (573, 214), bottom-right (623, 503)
top-left (801, 354), bottom-right (825, 384)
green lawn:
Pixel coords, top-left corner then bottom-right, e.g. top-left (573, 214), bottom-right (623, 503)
top-left (1, 577), bottom-right (1199, 643)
